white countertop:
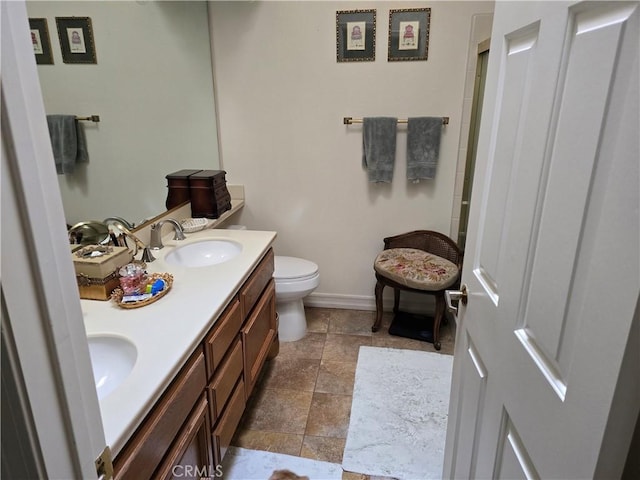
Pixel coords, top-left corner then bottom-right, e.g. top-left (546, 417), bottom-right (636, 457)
top-left (82, 228), bottom-right (276, 455)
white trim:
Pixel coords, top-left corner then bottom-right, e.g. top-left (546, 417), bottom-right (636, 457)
top-left (2, 2), bottom-right (105, 478)
top-left (305, 292), bottom-right (435, 315)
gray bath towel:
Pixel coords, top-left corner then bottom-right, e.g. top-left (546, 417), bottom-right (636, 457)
top-left (362, 117), bottom-right (398, 183)
top-left (46, 115), bottom-right (89, 174)
top-left (407, 117), bottom-right (443, 181)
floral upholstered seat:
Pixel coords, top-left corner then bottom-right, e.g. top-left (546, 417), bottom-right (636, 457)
top-left (374, 248), bottom-right (459, 291)
top-left (372, 230), bottom-right (463, 351)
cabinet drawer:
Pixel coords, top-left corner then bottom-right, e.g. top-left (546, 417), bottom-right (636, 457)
top-left (154, 396), bottom-right (213, 480)
top-left (208, 338), bottom-right (243, 424)
top-left (114, 350), bottom-right (207, 480)
top-left (239, 248), bottom-right (274, 318)
top-left (213, 378), bottom-right (246, 467)
top-left (204, 297), bottom-right (242, 379)
top-left (242, 280), bottom-right (276, 398)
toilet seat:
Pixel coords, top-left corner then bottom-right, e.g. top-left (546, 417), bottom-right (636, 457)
top-left (274, 256), bottom-right (319, 282)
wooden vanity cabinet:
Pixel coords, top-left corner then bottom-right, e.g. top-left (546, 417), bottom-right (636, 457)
top-left (113, 350), bottom-right (208, 480)
top-left (207, 248), bottom-right (276, 463)
top-left (154, 396), bottom-right (213, 480)
top-left (113, 248), bottom-right (277, 479)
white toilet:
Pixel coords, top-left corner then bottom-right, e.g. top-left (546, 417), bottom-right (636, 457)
top-left (274, 256), bottom-right (320, 342)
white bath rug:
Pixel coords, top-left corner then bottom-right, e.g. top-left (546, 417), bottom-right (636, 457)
top-left (221, 446), bottom-right (343, 480)
top-left (342, 346), bottom-right (454, 480)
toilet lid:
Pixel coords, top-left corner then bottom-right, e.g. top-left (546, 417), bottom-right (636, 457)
top-left (274, 256), bottom-right (319, 281)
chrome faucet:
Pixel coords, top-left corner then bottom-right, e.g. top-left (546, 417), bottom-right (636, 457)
top-left (105, 218), bottom-right (157, 263)
top-left (103, 216), bottom-right (135, 230)
top-left (150, 219), bottom-right (186, 250)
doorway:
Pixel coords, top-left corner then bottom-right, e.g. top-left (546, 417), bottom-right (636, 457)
top-left (457, 39), bottom-right (490, 250)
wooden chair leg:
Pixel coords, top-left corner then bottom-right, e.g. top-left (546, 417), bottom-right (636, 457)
top-left (433, 294), bottom-right (445, 351)
top-left (372, 280), bottom-right (385, 332)
top-left (393, 288), bottom-right (401, 313)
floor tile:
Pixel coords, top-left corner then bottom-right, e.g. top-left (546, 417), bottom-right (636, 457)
top-left (305, 392), bottom-right (352, 438)
top-left (327, 309), bottom-right (374, 337)
top-left (322, 334), bottom-right (372, 363)
top-left (279, 332), bottom-right (326, 360)
top-left (233, 306), bottom-right (456, 479)
top-left (315, 360), bottom-right (357, 396)
top-left (371, 332), bottom-right (433, 352)
top-left (231, 429), bottom-right (303, 457)
top-left (242, 388), bottom-right (313, 435)
top-left (342, 473), bottom-right (369, 480)
top-left (301, 435), bottom-right (346, 464)
top-left (306, 307), bottom-right (331, 333)
top-left (260, 357), bottom-right (320, 392)
top-left (371, 314), bottom-right (456, 355)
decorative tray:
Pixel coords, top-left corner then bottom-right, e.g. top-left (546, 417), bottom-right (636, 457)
top-left (111, 272), bottom-right (173, 309)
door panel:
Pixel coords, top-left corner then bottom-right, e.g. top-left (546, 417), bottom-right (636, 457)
top-left (494, 414), bottom-right (538, 480)
top-left (522, 2), bottom-right (639, 378)
top-left (477, 22), bottom-right (540, 301)
top-left (448, 333), bottom-right (488, 480)
top-left (444, 2), bottom-right (639, 479)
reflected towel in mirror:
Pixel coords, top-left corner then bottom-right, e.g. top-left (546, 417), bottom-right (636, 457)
top-left (46, 115), bottom-right (89, 174)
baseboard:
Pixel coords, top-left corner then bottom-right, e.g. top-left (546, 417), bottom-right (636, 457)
top-left (304, 292), bottom-right (435, 315)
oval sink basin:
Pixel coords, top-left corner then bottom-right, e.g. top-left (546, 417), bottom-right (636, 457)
top-left (88, 335), bottom-right (137, 400)
top-left (165, 239), bottom-right (242, 268)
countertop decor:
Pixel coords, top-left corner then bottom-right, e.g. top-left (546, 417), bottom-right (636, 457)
top-left (110, 272), bottom-right (173, 309)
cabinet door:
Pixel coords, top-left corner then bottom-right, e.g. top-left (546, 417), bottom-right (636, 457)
top-left (241, 279), bottom-right (276, 398)
top-left (239, 248), bottom-right (274, 318)
top-left (213, 378), bottom-right (246, 467)
top-left (155, 396), bottom-right (213, 480)
top-left (114, 350), bottom-right (207, 480)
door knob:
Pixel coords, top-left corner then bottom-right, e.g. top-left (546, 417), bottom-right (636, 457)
top-left (445, 285), bottom-right (468, 314)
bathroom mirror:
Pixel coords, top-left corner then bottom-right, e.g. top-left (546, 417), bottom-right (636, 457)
top-left (26, 1), bottom-right (220, 227)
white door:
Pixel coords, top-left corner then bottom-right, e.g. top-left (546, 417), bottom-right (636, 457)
top-left (444, 2), bottom-right (639, 479)
top-left (2, 1), bottom-right (107, 478)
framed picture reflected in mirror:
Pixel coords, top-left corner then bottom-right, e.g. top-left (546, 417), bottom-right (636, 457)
top-left (56, 16), bottom-right (97, 64)
top-left (29, 18), bottom-right (54, 65)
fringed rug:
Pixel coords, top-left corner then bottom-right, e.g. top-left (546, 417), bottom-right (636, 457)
top-left (221, 447), bottom-right (343, 480)
top-left (342, 347), bottom-right (453, 479)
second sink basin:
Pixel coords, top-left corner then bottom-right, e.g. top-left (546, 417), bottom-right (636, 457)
top-left (165, 239), bottom-right (242, 268)
top-left (88, 335), bottom-right (137, 400)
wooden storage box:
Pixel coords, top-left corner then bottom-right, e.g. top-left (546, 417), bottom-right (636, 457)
top-left (165, 169), bottom-right (203, 210)
top-left (72, 245), bottom-right (133, 300)
top-left (189, 170), bottom-right (232, 219)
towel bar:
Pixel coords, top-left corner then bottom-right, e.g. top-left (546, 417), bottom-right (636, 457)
top-left (75, 115), bottom-right (100, 122)
top-left (344, 116), bottom-right (449, 125)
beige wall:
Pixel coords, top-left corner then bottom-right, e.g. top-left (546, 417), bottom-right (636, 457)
top-left (211, 1), bottom-right (494, 309)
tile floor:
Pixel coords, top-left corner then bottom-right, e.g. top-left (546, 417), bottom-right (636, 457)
top-left (231, 307), bottom-right (456, 479)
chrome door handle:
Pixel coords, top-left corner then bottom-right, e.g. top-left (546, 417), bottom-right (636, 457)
top-left (445, 285), bottom-right (468, 314)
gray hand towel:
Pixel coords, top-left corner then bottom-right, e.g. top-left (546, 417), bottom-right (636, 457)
top-left (362, 117), bottom-right (398, 183)
top-left (46, 115), bottom-right (89, 175)
top-left (407, 117), bottom-right (443, 181)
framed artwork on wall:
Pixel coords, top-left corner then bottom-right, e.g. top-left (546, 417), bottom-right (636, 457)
top-left (388, 8), bottom-right (431, 61)
top-left (336, 9), bottom-right (376, 62)
top-left (29, 18), bottom-right (54, 65)
top-left (56, 17), bottom-right (97, 64)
